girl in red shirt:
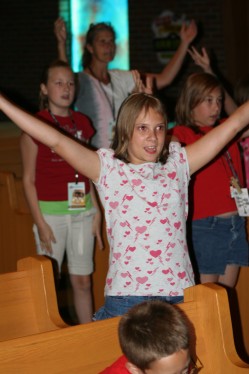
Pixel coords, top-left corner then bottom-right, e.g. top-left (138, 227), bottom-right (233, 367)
top-left (170, 72), bottom-right (249, 287)
top-left (20, 60), bottom-right (103, 323)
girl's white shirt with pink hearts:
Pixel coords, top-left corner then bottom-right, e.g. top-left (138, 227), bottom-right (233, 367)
top-left (95, 142), bottom-right (194, 297)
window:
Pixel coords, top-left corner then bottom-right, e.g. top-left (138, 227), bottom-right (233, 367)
top-left (59, 0), bottom-right (129, 72)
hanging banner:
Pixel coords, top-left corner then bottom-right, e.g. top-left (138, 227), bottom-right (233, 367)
top-left (152, 10), bottom-right (188, 64)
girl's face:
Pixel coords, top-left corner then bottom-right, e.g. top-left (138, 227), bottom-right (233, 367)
top-left (41, 66), bottom-right (75, 115)
top-left (127, 108), bottom-right (166, 164)
top-left (191, 87), bottom-right (222, 127)
top-left (87, 30), bottom-right (116, 64)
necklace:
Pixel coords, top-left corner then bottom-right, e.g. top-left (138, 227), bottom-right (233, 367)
top-left (48, 109), bottom-right (78, 134)
top-left (88, 66), bottom-right (116, 120)
top-left (223, 150), bottom-right (242, 191)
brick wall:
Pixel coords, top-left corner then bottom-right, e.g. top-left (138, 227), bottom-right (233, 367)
top-left (0, 0), bottom-right (58, 117)
top-left (0, 0), bottom-right (239, 120)
top-left (129, 0), bottom-right (227, 118)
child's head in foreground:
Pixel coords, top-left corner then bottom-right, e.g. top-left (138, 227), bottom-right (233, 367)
top-left (118, 300), bottom-right (192, 374)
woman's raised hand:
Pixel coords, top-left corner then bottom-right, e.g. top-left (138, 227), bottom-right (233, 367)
top-left (180, 20), bottom-right (198, 45)
top-left (54, 17), bottom-right (67, 44)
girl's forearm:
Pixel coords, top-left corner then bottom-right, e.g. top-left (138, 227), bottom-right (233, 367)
top-left (0, 94), bottom-right (60, 148)
top-left (187, 100), bottom-right (249, 174)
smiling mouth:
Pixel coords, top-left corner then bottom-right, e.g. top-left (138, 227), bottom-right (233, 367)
top-left (145, 145), bottom-right (157, 153)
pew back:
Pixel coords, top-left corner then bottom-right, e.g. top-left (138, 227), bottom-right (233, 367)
top-left (0, 256), bottom-right (68, 341)
top-left (0, 283), bottom-right (248, 373)
top-left (0, 124), bottom-right (22, 178)
top-left (181, 283), bottom-right (249, 372)
top-left (0, 172), bottom-right (36, 273)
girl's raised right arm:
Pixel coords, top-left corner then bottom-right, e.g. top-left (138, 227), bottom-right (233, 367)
top-left (0, 94), bottom-right (100, 182)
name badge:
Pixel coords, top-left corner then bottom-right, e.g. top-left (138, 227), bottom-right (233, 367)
top-left (230, 186), bottom-right (249, 216)
top-left (68, 182), bottom-right (86, 210)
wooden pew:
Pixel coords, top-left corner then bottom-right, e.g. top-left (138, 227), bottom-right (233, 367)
top-left (0, 283), bottom-right (248, 373)
top-left (235, 266), bottom-right (249, 358)
top-left (0, 255), bottom-right (68, 341)
top-left (0, 171), bottom-right (36, 273)
top-left (183, 284), bottom-right (249, 373)
top-left (0, 122), bottom-right (22, 178)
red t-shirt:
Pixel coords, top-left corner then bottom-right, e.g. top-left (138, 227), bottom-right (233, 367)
top-left (99, 355), bottom-right (129, 374)
top-left (34, 110), bottom-right (94, 201)
top-left (170, 124), bottom-right (244, 220)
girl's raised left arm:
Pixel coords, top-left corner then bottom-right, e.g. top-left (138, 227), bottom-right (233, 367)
top-left (186, 100), bottom-right (249, 175)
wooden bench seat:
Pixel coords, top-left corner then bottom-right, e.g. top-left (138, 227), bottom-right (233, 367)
top-left (0, 282), bottom-right (248, 373)
top-left (0, 256), bottom-right (68, 341)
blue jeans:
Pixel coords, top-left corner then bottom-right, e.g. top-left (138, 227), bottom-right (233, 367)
top-left (93, 295), bottom-right (184, 321)
top-left (192, 215), bottom-right (249, 274)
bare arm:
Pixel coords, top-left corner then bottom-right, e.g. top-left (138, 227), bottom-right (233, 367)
top-left (186, 100), bottom-right (249, 175)
top-left (54, 17), bottom-right (68, 62)
top-left (0, 94), bottom-right (100, 182)
top-left (148, 20), bottom-right (197, 89)
top-left (20, 133), bottom-right (56, 254)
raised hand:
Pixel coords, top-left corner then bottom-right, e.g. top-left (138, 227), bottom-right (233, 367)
top-left (54, 18), bottom-right (68, 62)
top-left (54, 17), bottom-right (67, 44)
top-left (188, 46), bottom-right (213, 74)
top-left (132, 70), bottom-right (153, 95)
top-left (180, 20), bottom-right (198, 45)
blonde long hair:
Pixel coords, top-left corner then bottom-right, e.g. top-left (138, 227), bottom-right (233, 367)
top-left (111, 93), bottom-right (168, 164)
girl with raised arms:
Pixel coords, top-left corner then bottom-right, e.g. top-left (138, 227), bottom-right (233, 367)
top-left (1, 92), bottom-right (249, 319)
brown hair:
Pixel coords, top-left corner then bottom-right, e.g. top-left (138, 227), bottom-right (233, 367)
top-left (82, 23), bottom-right (116, 69)
top-left (175, 72), bottom-right (224, 133)
top-left (118, 300), bottom-right (190, 370)
top-left (39, 60), bottom-right (75, 110)
top-left (112, 93), bottom-right (168, 163)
